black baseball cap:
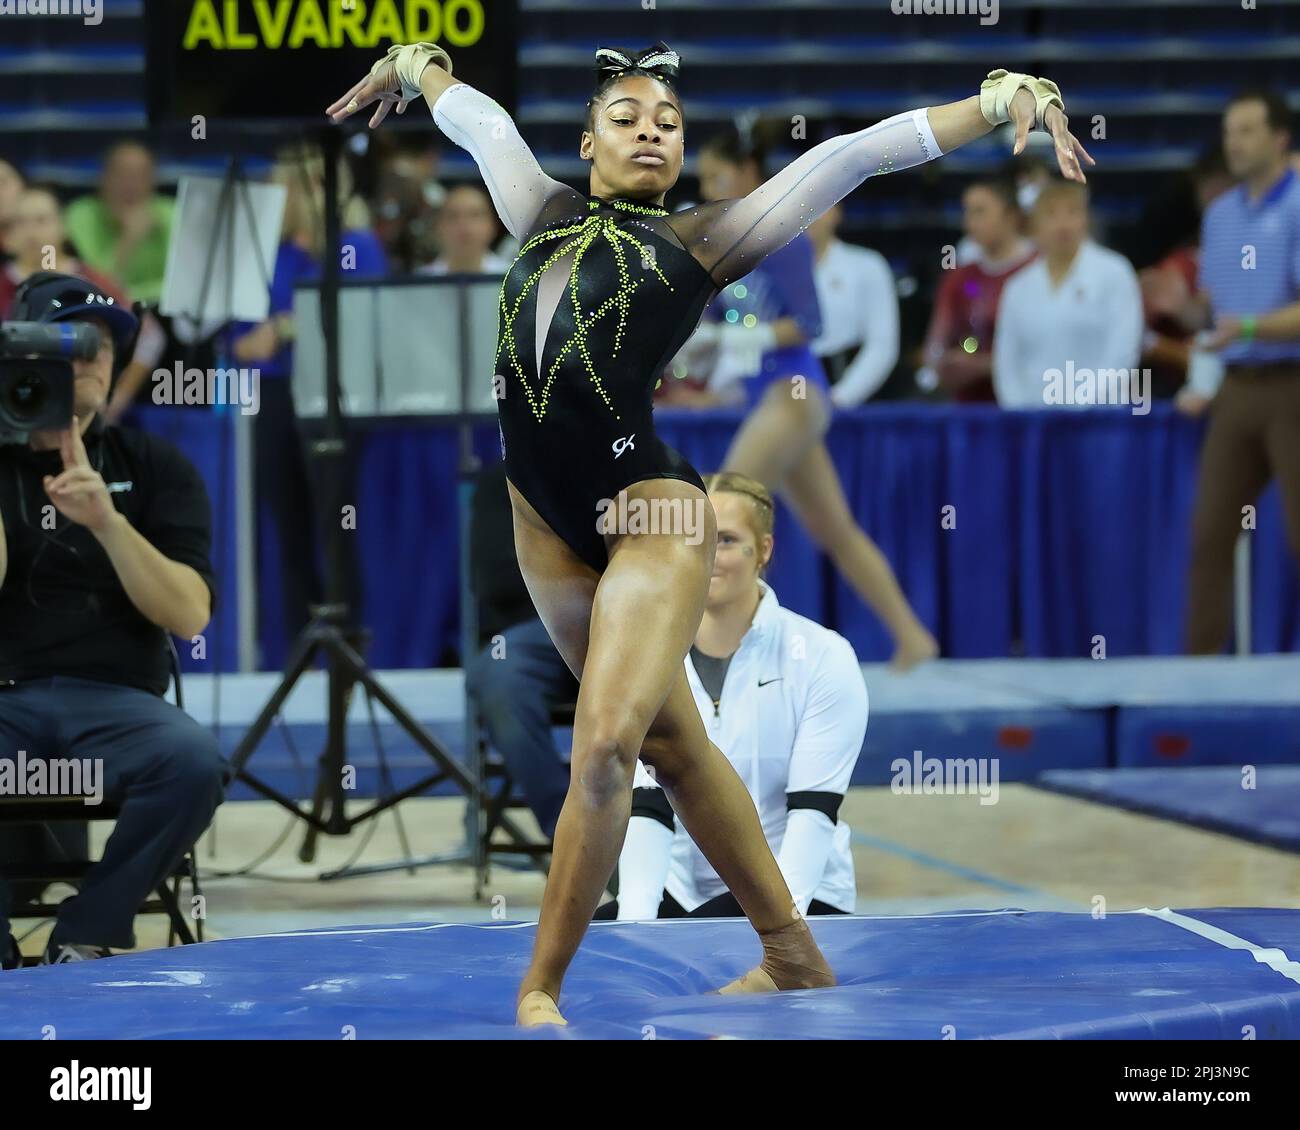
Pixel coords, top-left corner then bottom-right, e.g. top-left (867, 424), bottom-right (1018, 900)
top-left (11, 270), bottom-right (139, 358)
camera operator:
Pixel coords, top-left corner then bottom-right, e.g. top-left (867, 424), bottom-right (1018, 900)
top-left (0, 271), bottom-right (225, 968)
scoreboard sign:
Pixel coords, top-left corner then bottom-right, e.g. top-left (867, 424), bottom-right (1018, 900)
top-left (145, 0), bottom-right (518, 125)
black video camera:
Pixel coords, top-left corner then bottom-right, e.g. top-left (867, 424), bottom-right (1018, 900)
top-left (0, 321), bottom-right (102, 446)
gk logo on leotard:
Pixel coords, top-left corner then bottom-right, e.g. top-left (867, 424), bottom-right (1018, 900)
top-left (612, 434), bottom-right (636, 459)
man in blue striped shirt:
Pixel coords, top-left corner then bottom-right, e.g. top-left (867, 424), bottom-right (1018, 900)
top-left (1185, 88), bottom-right (1300, 654)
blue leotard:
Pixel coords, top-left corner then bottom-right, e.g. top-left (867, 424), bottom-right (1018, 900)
top-left (702, 232), bottom-right (831, 408)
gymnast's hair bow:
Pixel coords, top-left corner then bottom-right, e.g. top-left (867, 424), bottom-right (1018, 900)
top-left (594, 42), bottom-right (681, 85)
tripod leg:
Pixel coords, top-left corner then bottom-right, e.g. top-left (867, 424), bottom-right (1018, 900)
top-left (226, 628), bottom-right (320, 780)
top-left (364, 684), bottom-right (415, 866)
top-left (299, 627), bottom-right (361, 860)
top-left (351, 663), bottom-right (483, 795)
top-left (298, 760), bottom-right (332, 863)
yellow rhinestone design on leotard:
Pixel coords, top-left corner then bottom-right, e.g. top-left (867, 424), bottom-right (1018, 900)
top-left (495, 198), bottom-right (675, 423)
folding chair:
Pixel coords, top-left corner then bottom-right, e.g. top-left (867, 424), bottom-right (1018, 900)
top-left (0, 640), bottom-right (205, 965)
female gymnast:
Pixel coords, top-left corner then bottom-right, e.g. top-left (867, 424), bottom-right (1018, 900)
top-left (595, 473), bottom-right (868, 921)
top-left (328, 42), bottom-right (1091, 1027)
top-left (676, 129), bottom-right (939, 669)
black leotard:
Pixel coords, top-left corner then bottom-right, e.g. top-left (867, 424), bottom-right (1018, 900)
top-left (431, 82), bottom-right (944, 572)
top-left (491, 195), bottom-right (717, 571)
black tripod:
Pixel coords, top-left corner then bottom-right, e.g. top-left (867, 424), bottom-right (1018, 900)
top-left (222, 127), bottom-right (483, 864)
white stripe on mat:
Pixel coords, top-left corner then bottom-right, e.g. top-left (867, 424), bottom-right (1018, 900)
top-left (242, 921), bottom-right (538, 940)
top-left (1139, 906), bottom-right (1300, 986)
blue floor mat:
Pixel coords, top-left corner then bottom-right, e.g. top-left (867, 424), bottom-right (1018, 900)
top-left (2, 909), bottom-right (1297, 1040)
top-left (1037, 767), bottom-right (1300, 853)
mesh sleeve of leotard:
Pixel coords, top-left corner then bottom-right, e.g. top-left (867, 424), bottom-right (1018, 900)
top-left (669, 107), bottom-right (945, 290)
top-left (429, 82), bottom-right (584, 242)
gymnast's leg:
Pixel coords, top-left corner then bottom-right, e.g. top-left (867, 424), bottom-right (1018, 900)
top-left (639, 665), bottom-right (834, 998)
top-left (721, 378), bottom-right (828, 490)
top-left (780, 440), bottom-right (938, 669)
top-left (508, 479), bottom-right (831, 1025)
top-left (725, 383), bottom-right (937, 670)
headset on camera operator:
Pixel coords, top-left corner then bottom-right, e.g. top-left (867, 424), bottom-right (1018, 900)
top-left (0, 271), bottom-right (226, 968)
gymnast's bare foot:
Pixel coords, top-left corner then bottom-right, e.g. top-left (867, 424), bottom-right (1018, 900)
top-left (718, 918), bottom-right (836, 995)
top-left (517, 988), bottom-right (568, 1027)
top-left (890, 625), bottom-right (939, 672)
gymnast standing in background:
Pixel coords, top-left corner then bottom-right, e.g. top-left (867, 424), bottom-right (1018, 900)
top-left (674, 126), bottom-right (939, 669)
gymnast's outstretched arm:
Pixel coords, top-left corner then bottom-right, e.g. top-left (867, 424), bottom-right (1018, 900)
top-left (423, 78), bottom-right (585, 242)
top-left (677, 78), bottom-right (1093, 291)
top-left (328, 50), bottom-right (581, 242)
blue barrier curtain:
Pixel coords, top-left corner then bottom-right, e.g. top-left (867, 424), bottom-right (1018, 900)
top-left (129, 405), bottom-right (241, 675)
top-left (137, 404), bottom-right (1299, 670)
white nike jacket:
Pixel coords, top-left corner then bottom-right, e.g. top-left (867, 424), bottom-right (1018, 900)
top-left (623, 581), bottom-right (869, 916)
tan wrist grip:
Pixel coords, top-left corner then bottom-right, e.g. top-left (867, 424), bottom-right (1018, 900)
top-left (980, 68), bottom-right (1065, 130)
top-left (372, 42), bottom-right (454, 101)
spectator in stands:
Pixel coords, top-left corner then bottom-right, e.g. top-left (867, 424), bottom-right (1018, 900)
top-left (805, 201), bottom-right (900, 407)
top-left (1139, 253), bottom-right (1198, 399)
top-left (1008, 150), bottom-right (1054, 215)
top-left (1182, 88), bottom-right (1300, 654)
top-left (417, 184), bottom-right (511, 276)
top-left (228, 146), bottom-right (386, 649)
top-left (993, 181), bottom-right (1143, 408)
top-left (1, 185), bottom-right (128, 315)
top-left (953, 152), bottom-right (1047, 266)
top-left (464, 460), bottom-right (577, 840)
top-left (595, 473), bottom-right (867, 921)
top-left (1130, 143), bottom-right (1234, 272)
top-left (0, 271), bottom-right (225, 968)
top-left (920, 178), bottom-right (1036, 403)
top-left (0, 159), bottom-right (23, 249)
top-left (369, 134), bottom-right (447, 272)
top-left (65, 142), bottom-right (175, 305)
top-left (1, 186), bottom-right (169, 425)
top-left (1138, 146), bottom-right (1234, 399)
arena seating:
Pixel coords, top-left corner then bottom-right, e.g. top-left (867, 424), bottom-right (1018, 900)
top-left (6, 0), bottom-right (1298, 271)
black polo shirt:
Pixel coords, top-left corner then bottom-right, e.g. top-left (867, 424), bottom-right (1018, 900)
top-left (0, 415), bottom-right (216, 696)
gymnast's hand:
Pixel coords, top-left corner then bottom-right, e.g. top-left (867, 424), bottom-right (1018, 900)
top-left (1007, 86), bottom-right (1094, 184)
top-left (328, 44), bottom-right (455, 129)
top-left (327, 57), bottom-right (411, 129)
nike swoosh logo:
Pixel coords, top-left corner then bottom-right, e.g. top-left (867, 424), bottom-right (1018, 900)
top-left (757, 677), bottom-right (783, 687)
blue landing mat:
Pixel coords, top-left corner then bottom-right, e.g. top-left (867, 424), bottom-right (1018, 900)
top-left (1037, 767), bottom-right (1300, 853)
top-left (2, 909), bottom-right (1298, 1040)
